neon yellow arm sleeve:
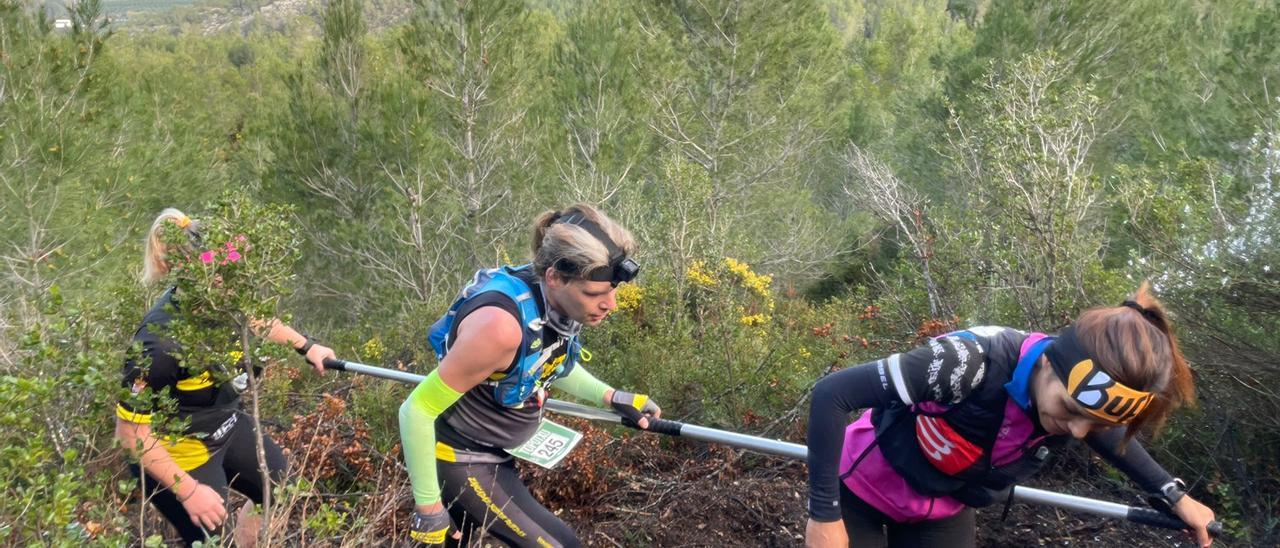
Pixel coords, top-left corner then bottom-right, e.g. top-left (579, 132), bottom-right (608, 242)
top-left (551, 363), bottom-right (613, 404)
top-left (399, 369), bottom-right (463, 506)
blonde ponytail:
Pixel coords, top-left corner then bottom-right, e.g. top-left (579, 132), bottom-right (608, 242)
top-left (141, 208), bottom-right (196, 286)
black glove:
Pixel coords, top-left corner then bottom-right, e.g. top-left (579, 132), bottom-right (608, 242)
top-left (409, 508), bottom-right (452, 547)
top-left (609, 390), bottom-right (661, 428)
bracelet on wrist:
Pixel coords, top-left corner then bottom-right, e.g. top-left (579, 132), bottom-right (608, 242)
top-left (295, 336), bottom-right (316, 356)
top-left (175, 479), bottom-right (200, 502)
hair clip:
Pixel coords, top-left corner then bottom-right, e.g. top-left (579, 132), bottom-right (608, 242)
top-left (176, 215), bottom-right (192, 229)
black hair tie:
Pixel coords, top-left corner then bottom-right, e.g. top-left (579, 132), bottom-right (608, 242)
top-left (1121, 300), bottom-right (1161, 324)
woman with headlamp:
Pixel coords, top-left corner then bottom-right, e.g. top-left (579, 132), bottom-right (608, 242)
top-left (398, 204), bottom-right (658, 547)
top-left (804, 283), bottom-right (1217, 547)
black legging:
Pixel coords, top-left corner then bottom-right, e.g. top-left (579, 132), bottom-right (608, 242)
top-left (130, 411), bottom-right (288, 547)
top-left (840, 483), bottom-right (975, 548)
top-left (438, 458), bottom-right (580, 548)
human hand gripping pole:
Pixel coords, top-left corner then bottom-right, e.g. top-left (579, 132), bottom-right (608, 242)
top-left (409, 507), bottom-right (452, 547)
top-left (321, 358), bottom-right (1223, 539)
top-left (608, 390), bottom-right (662, 430)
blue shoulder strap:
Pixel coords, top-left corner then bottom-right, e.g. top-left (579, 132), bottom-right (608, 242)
top-left (428, 265), bottom-right (581, 407)
top-left (1004, 336), bottom-right (1053, 409)
top-left (428, 266), bottom-right (538, 359)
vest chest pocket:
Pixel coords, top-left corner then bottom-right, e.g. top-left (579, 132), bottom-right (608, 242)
top-left (915, 414), bottom-right (985, 476)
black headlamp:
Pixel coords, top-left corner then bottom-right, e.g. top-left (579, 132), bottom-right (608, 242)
top-left (552, 213), bottom-right (641, 287)
top-left (584, 255), bottom-right (639, 286)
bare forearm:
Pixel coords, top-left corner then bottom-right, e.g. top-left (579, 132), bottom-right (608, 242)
top-left (116, 420), bottom-right (198, 498)
top-left (255, 318), bottom-right (307, 350)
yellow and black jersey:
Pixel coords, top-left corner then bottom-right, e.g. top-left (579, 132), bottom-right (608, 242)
top-left (118, 293), bottom-right (291, 547)
top-left (117, 288), bottom-right (228, 423)
top-left (117, 288), bottom-right (242, 471)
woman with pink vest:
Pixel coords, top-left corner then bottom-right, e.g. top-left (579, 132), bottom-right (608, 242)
top-left (805, 283), bottom-right (1217, 547)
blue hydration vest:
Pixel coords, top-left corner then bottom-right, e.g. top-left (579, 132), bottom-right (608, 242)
top-left (428, 265), bottom-right (581, 408)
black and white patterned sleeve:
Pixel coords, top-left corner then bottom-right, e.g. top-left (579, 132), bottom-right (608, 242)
top-left (806, 332), bottom-right (992, 520)
top-left (881, 334), bottom-right (988, 405)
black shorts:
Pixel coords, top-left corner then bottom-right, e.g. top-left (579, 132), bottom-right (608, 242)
top-left (840, 483), bottom-right (975, 548)
top-left (129, 411), bottom-right (287, 547)
top-left (438, 458), bottom-right (580, 548)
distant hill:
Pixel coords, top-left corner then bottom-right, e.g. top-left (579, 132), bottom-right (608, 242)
top-left (41, 0), bottom-right (415, 35)
top-left (103, 0), bottom-right (206, 14)
top-left (43, 0), bottom-right (207, 18)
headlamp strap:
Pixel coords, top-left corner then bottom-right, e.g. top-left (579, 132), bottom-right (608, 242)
top-left (1121, 299), bottom-right (1162, 325)
top-left (554, 213), bottom-right (629, 282)
top-left (555, 213), bottom-right (622, 262)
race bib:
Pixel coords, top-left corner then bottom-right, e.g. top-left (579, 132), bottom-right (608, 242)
top-left (507, 419), bottom-right (583, 469)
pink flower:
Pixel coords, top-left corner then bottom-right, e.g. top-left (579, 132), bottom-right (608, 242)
top-left (225, 242), bottom-right (237, 251)
top-left (200, 251), bottom-right (216, 264)
top-left (236, 235), bottom-right (247, 242)
top-left (226, 251), bottom-right (242, 263)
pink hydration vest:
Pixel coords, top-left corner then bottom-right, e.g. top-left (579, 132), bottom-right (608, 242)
top-left (839, 333), bottom-right (1049, 522)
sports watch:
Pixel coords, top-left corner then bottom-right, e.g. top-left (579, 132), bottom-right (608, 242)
top-left (1149, 477), bottom-right (1187, 513)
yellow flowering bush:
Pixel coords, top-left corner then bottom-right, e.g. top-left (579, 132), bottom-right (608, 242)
top-left (723, 257), bottom-right (773, 301)
top-left (723, 258), bottom-right (775, 327)
top-left (361, 337), bottom-right (386, 362)
top-left (685, 260), bottom-right (717, 288)
top-left (615, 283), bottom-right (644, 312)
top-left (682, 257), bottom-right (779, 328)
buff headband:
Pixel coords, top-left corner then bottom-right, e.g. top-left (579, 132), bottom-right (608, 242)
top-left (1044, 327), bottom-right (1154, 425)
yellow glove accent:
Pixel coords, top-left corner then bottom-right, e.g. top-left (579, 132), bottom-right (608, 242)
top-left (409, 528), bottom-right (447, 544)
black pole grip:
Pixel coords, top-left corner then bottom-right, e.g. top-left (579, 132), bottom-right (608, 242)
top-left (322, 358), bottom-right (348, 371)
top-left (1210, 520), bottom-right (1225, 538)
top-left (642, 417), bottom-right (684, 437)
top-left (620, 416), bottom-right (684, 437)
top-left (1127, 507), bottom-right (1223, 537)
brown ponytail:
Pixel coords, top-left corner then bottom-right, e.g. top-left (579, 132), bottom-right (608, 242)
top-left (1074, 281), bottom-right (1195, 441)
